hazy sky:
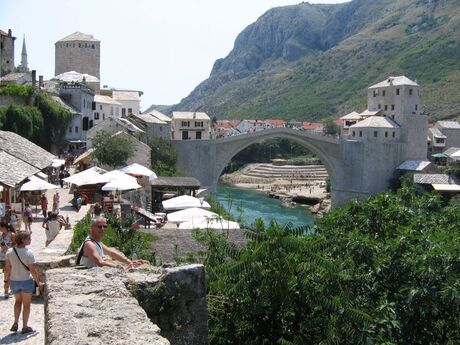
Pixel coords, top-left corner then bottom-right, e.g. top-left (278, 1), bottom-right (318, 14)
top-left (1, 0), bottom-right (349, 110)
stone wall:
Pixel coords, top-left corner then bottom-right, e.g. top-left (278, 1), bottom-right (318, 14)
top-left (45, 264), bottom-right (208, 345)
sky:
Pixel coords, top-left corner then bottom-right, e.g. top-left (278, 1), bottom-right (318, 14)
top-left (0, 0), bottom-right (349, 111)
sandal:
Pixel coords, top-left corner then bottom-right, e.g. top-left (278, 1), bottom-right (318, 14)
top-left (10, 323), bottom-right (18, 332)
top-left (21, 326), bottom-right (33, 334)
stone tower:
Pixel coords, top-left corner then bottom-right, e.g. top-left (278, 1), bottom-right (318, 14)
top-left (0, 29), bottom-right (16, 77)
top-left (367, 76), bottom-right (428, 159)
top-left (20, 35), bottom-right (29, 73)
top-left (55, 31), bottom-right (100, 78)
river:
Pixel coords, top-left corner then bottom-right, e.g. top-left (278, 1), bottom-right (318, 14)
top-left (216, 184), bottom-right (315, 228)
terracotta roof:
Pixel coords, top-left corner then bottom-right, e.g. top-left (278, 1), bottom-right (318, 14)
top-left (0, 151), bottom-right (40, 187)
top-left (350, 116), bottom-right (400, 129)
top-left (151, 177), bottom-right (201, 188)
top-left (369, 76), bottom-right (418, 89)
top-left (57, 32), bottom-right (99, 43)
top-left (302, 122), bottom-right (323, 130)
top-left (0, 131), bottom-right (55, 170)
top-left (266, 119), bottom-right (286, 126)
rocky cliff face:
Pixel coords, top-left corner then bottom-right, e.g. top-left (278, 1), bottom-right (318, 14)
top-left (166, 0), bottom-right (460, 121)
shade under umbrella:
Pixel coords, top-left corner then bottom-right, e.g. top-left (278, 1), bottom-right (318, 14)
top-left (162, 195), bottom-right (211, 211)
top-left (119, 163), bottom-right (157, 179)
top-left (179, 217), bottom-right (240, 230)
top-left (20, 177), bottom-right (59, 191)
top-left (63, 166), bottom-right (106, 186)
top-left (167, 207), bottom-right (217, 224)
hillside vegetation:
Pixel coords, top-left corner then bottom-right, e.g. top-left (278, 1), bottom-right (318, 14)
top-left (167, 0), bottom-right (460, 122)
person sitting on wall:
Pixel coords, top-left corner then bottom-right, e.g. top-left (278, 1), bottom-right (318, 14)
top-left (76, 217), bottom-right (144, 269)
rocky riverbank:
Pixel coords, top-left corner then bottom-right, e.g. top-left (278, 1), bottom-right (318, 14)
top-left (220, 163), bottom-right (331, 216)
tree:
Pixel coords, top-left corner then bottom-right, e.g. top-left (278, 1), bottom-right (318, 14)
top-left (149, 137), bottom-right (179, 176)
top-left (323, 119), bottom-right (340, 135)
top-left (92, 131), bottom-right (135, 169)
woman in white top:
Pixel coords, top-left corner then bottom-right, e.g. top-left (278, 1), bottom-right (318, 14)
top-left (4, 231), bottom-right (44, 334)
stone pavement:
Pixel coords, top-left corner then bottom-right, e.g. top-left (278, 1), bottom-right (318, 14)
top-left (0, 186), bottom-right (90, 345)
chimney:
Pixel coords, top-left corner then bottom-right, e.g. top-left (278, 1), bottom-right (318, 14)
top-left (39, 75), bottom-right (44, 88)
top-left (31, 70), bottom-right (36, 87)
top-left (8, 29), bottom-right (12, 37)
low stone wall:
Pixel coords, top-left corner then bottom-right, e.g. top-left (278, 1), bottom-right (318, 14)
top-left (45, 264), bottom-right (208, 345)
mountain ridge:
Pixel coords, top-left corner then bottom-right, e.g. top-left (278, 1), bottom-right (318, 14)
top-left (149, 0), bottom-right (460, 121)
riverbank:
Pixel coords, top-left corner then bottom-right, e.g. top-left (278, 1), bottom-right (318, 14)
top-left (220, 163), bottom-right (331, 216)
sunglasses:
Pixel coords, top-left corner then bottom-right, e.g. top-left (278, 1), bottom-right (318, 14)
top-left (97, 224), bottom-right (108, 229)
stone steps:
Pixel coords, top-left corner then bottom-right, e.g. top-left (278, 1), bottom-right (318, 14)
top-left (238, 164), bottom-right (328, 181)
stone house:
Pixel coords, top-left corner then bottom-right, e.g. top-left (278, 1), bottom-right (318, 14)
top-left (93, 95), bottom-right (122, 126)
top-left (0, 29), bottom-right (15, 77)
top-left (86, 116), bottom-right (144, 148)
top-left (111, 90), bottom-right (142, 116)
top-left (427, 126), bottom-right (447, 153)
top-left (434, 121), bottom-right (460, 150)
top-left (129, 110), bottom-right (171, 142)
top-left (213, 120), bottom-right (240, 138)
top-left (171, 112), bottom-right (211, 140)
top-left (236, 119), bottom-right (267, 133)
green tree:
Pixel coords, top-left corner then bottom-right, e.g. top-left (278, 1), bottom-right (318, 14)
top-left (1, 104), bottom-right (43, 143)
top-left (92, 131), bottom-right (135, 169)
top-left (322, 119), bottom-right (340, 135)
top-left (149, 137), bottom-right (179, 176)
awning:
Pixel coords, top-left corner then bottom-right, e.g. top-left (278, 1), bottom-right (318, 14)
top-left (162, 195), bottom-right (210, 211)
top-left (119, 163), bottom-right (157, 179)
top-left (432, 184), bottom-right (460, 192)
top-left (20, 176), bottom-right (59, 191)
top-left (431, 153), bottom-right (448, 158)
top-left (178, 217), bottom-right (240, 230)
top-left (167, 207), bottom-right (217, 224)
top-left (63, 166), bottom-right (106, 186)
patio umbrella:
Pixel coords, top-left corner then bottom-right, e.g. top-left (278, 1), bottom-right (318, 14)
top-left (119, 163), bottom-right (157, 179)
top-left (51, 158), bottom-right (66, 168)
top-left (97, 170), bottom-right (142, 191)
top-left (167, 207), bottom-right (217, 224)
top-left (20, 176), bottom-right (59, 191)
top-left (179, 217), bottom-right (240, 230)
top-left (162, 195), bottom-right (211, 211)
top-left (63, 166), bottom-right (106, 186)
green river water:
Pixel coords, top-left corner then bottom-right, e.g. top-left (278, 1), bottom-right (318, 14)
top-left (216, 184), bottom-right (315, 228)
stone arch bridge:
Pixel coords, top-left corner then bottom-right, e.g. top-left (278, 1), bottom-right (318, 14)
top-left (171, 128), bottom-right (406, 207)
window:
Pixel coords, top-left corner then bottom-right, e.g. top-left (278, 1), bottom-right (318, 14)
top-left (196, 131), bottom-right (202, 139)
top-left (415, 104), bottom-right (418, 111)
top-left (92, 44), bottom-right (95, 49)
top-left (359, 131), bottom-right (362, 137)
top-left (69, 127), bottom-right (72, 133)
top-left (352, 131), bottom-right (356, 137)
top-left (182, 131), bottom-right (189, 140)
top-left (128, 108), bottom-right (132, 114)
top-left (373, 90), bottom-right (378, 97)
top-left (396, 88), bottom-right (400, 95)
top-left (103, 114), bottom-right (105, 120)
top-left (83, 99), bottom-right (86, 108)
top-left (195, 121), bottom-right (203, 127)
top-left (378, 104), bottom-right (381, 109)
top-left (409, 89), bottom-right (413, 95)
top-left (392, 132), bottom-right (395, 138)
top-left (82, 117), bottom-right (89, 131)
top-left (181, 121), bottom-right (190, 127)
top-left (94, 112), bottom-right (99, 120)
top-left (122, 108), bottom-right (126, 116)
top-left (79, 43), bottom-right (81, 48)
top-left (391, 115), bottom-right (395, 120)
top-left (89, 120), bottom-right (93, 128)
top-left (384, 105), bottom-right (388, 111)
top-left (374, 131), bottom-right (378, 137)
top-left (75, 126), bottom-right (79, 133)
top-left (382, 90), bottom-right (386, 96)
top-left (100, 105), bottom-right (102, 110)
top-left (92, 101), bottom-right (96, 110)
top-left (385, 131), bottom-right (388, 138)
top-left (391, 104), bottom-right (395, 111)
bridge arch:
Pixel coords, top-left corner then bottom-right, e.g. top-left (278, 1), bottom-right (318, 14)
top-left (214, 128), bottom-right (341, 192)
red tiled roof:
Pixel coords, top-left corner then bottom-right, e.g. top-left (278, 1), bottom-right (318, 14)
top-left (266, 119), bottom-right (286, 126)
top-left (302, 122), bottom-right (323, 130)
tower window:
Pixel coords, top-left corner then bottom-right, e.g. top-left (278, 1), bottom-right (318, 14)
top-left (385, 131), bottom-right (388, 138)
top-left (374, 131), bottom-right (378, 137)
top-left (409, 89), bottom-right (413, 95)
top-left (396, 89), bottom-right (400, 95)
top-left (378, 104), bottom-right (381, 109)
top-left (92, 44), bottom-right (95, 49)
top-left (359, 131), bottom-right (362, 137)
top-left (352, 131), bottom-right (356, 137)
top-left (384, 105), bottom-right (388, 111)
top-left (392, 132), bottom-right (395, 138)
top-left (391, 104), bottom-right (395, 110)
top-left (415, 104), bottom-right (418, 111)
top-left (382, 90), bottom-right (386, 96)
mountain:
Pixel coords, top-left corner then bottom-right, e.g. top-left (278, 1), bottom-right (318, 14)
top-left (163, 0), bottom-right (460, 121)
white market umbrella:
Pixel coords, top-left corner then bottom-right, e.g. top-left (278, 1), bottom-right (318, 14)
top-left (20, 176), bottom-right (59, 191)
top-left (179, 217), bottom-right (240, 230)
top-left (119, 163), bottom-right (157, 179)
top-left (101, 179), bottom-right (142, 191)
top-left (51, 158), bottom-right (66, 168)
top-left (162, 195), bottom-right (211, 211)
top-left (63, 166), bottom-right (106, 186)
top-left (93, 170), bottom-right (137, 184)
top-left (167, 207), bottom-right (217, 224)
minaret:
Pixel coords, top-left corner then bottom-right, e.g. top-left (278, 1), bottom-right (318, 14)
top-left (21, 36), bottom-right (29, 73)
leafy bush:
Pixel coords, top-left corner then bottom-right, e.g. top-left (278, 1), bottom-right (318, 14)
top-left (92, 130), bottom-right (135, 169)
top-left (202, 187), bottom-right (460, 344)
top-left (0, 84), bottom-right (34, 99)
top-left (149, 137), bottom-right (180, 176)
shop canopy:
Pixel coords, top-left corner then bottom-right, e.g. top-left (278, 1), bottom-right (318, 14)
top-left (162, 195), bottom-right (211, 211)
top-left (63, 166), bottom-right (106, 186)
top-left (167, 207), bottom-right (217, 224)
top-left (431, 153), bottom-right (448, 158)
top-left (178, 217), bottom-right (240, 230)
top-left (20, 176), bottom-right (59, 191)
top-left (95, 170), bottom-right (142, 191)
top-left (119, 163), bottom-right (157, 179)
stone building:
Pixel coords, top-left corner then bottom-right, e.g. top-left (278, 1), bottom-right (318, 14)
top-left (55, 32), bottom-right (100, 79)
top-left (434, 121), bottom-right (460, 150)
top-left (129, 110), bottom-right (171, 142)
top-left (0, 29), bottom-right (15, 77)
top-left (171, 112), bottom-right (211, 140)
top-left (93, 95), bottom-right (122, 126)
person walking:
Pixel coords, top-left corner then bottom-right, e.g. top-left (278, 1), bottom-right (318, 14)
top-left (1, 222), bottom-right (16, 298)
top-left (52, 192), bottom-right (60, 214)
top-left (40, 194), bottom-right (48, 218)
top-left (4, 231), bottom-right (44, 334)
top-left (23, 203), bottom-right (33, 232)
